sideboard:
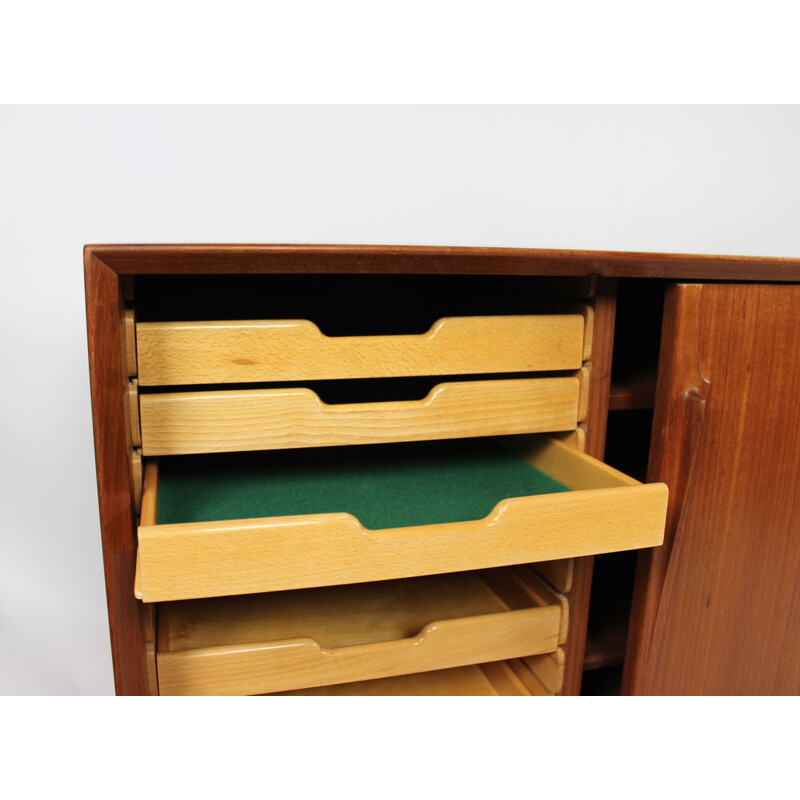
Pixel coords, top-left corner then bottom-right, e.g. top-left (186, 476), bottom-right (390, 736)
top-left (84, 245), bottom-right (800, 695)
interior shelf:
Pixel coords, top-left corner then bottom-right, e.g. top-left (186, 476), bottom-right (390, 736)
top-left (609, 368), bottom-right (658, 410)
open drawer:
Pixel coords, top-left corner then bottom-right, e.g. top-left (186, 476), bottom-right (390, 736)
top-left (135, 435), bottom-right (667, 603)
top-left (135, 314), bottom-right (585, 385)
top-left (156, 566), bottom-right (566, 695)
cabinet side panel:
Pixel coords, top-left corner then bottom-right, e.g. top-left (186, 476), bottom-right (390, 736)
top-left (85, 254), bottom-right (148, 695)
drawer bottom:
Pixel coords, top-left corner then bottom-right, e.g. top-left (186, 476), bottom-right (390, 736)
top-left (271, 661), bottom-right (535, 696)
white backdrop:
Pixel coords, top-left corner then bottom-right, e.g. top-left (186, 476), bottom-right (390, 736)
top-left (2, 104), bottom-right (799, 694)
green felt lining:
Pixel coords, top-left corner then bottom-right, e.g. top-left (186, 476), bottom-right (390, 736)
top-left (155, 439), bottom-right (570, 530)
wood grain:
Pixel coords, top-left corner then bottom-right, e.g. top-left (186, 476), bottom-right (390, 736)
top-left (562, 277), bottom-right (617, 695)
top-left (509, 434), bottom-right (640, 490)
top-left (623, 284), bottom-right (708, 692)
top-left (629, 283), bottom-right (800, 695)
top-left (577, 365), bottom-right (590, 423)
top-left (124, 306), bottom-right (137, 376)
top-left (530, 559), bottom-right (574, 593)
top-left (523, 647), bottom-right (566, 694)
top-left (129, 448), bottom-right (142, 514)
top-left (272, 662), bottom-right (532, 696)
top-left (86, 244), bottom-right (800, 282)
top-left (478, 566), bottom-right (569, 645)
top-left (157, 569), bottom-right (561, 695)
top-left (84, 252), bottom-right (148, 695)
top-left (136, 439), bottom-right (667, 602)
top-left (128, 379), bottom-right (141, 447)
top-left (139, 377), bottom-right (579, 455)
top-left (136, 315), bottom-right (584, 385)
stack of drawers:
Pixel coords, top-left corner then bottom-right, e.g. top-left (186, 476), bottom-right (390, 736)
top-left (126, 280), bottom-right (667, 695)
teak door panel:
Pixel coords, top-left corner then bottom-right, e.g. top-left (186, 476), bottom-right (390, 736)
top-left (626, 283), bottom-right (800, 695)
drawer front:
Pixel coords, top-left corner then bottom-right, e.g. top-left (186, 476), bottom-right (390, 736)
top-left (136, 315), bottom-right (584, 385)
top-left (138, 377), bottom-right (581, 455)
top-left (155, 568), bottom-right (563, 696)
top-left (136, 436), bottom-right (667, 603)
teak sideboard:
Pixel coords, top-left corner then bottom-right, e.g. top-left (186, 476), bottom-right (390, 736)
top-left (84, 245), bottom-right (800, 696)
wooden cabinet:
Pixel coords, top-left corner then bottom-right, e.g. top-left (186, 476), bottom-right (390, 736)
top-left (84, 245), bottom-right (800, 695)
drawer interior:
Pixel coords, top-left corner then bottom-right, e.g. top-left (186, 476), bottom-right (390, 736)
top-left (155, 566), bottom-right (564, 696)
top-left (154, 438), bottom-right (570, 529)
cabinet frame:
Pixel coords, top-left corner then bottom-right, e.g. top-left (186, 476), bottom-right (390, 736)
top-left (85, 244), bottom-right (800, 695)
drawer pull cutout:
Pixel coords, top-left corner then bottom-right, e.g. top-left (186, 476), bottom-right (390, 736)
top-left (139, 377), bottom-right (580, 455)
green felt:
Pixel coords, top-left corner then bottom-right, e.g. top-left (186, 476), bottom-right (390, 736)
top-left (155, 439), bottom-right (570, 530)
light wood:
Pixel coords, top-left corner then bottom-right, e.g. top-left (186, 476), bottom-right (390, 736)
top-left (133, 460), bottom-right (155, 606)
top-left (508, 659), bottom-right (552, 695)
top-left (273, 662), bottom-right (532, 696)
top-left (136, 439), bottom-right (667, 602)
top-left (161, 571), bottom-right (510, 651)
top-left (480, 660), bottom-right (535, 696)
top-left (578, 304), bottom-right (594, 361)
top-left (479, 566), bottom-right (569, 645)
top-left (545, 300), bottom-right (594, 361)
top-left (577, 365), bottom-right (590, 423)
top-left (508, 434), bottom-right (640, 490)
top-left (129, 449), bottom-right (142, 514)
top-left (555, 427), bottom-right (585, 452)
top-left (136, 315), bottom-right (584, 386)
top-left (124, 306), bottom-right (137, 376)
top-left (524, 647), bottom-right (565, 694)
top-left (140, 460), bottom-right (157, 526)
top-left (139, 377), bottom-right (580, 455)
top-left (143, 602), bottom-right (158, 696)
top-left (513, 566), bottom-right (569, 645)
top-left (530, 558), bottom-right (574, 593)
top-left (156, 569), bottom-right (561, 695)
top-left (128, 379), bottom-right (141, 448)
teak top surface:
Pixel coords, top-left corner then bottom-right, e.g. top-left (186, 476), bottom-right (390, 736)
top-left (85, 244), bottom-right (800, 281)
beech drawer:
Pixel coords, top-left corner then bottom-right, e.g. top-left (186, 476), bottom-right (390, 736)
top-left (156, 566), bottom-right (565, 696)
top-left (135, 314), bottom-right (584, 385)
top-left (271, 662), bottom-right (536, 696)
top-left (138, 376), bottom-right (582, 455)
top-left (135, 434), bottom-right (667, 603)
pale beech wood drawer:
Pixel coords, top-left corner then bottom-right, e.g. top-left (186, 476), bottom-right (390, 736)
top-left (271, 661), bottom-right (536, 696)
top-left (135, 435), bottom-right (667, 603)
top-left (138, 376), bottom-right (582, 455)
top-left (156, 566), bottom-right (565, 696)
top-left (135, 314), bottom-right (585, 385)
